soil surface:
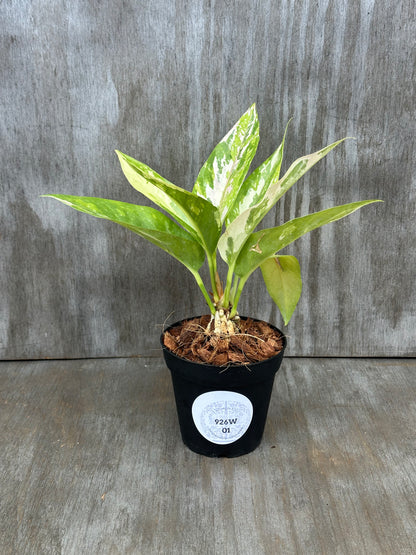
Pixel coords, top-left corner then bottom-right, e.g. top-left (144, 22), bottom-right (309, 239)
top-left (163, 315), bottom-right (284, 366)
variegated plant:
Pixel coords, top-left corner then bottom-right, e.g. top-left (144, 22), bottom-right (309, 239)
top-left (43, 104), bottom-right (380, 334)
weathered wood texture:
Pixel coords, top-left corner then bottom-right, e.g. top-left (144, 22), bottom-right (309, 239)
top-left (1, 1), bottom-right (414, 358)
top-left (1, 357), bottom-right (415, 553)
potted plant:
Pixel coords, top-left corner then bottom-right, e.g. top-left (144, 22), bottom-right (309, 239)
top-left (43, 104), bottom-right (380, 457)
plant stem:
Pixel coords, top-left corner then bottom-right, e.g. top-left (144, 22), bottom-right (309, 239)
top-left (229, 276), bottom-right (247, 318)
top-left (207, 255), bottom-right (219, 303)
top-left (191, 270), bottom-right (215, 314)
top-left (230, 275), bottom-right (239, 304)
top-left (222, 264), bottom-right (235, 308)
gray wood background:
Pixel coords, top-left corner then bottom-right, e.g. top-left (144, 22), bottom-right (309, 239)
top-left (1, 0), bottom-right (415, 359)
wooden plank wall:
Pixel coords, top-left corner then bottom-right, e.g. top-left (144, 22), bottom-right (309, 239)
top-left (1, 1), bottom-right (414, 359)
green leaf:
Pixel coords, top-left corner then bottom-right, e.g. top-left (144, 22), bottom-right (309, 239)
top-left (116, 151), bottom-right (221, 255)
top-left (260, 255), bottom-right (302, 325)
top-left (192, 104), bottom-right (259, 224)
top-left (225, 119), bottom-right (290, 226)
top-left (218, 138), bottom-right (350, 266)
top-left (42, 195), bottom-right (205, 272)
top-left (235, 200), bottom-right (382, 278)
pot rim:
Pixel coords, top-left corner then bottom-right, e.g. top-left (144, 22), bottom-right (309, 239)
top-left (160, 314), bottom-right (287, 371)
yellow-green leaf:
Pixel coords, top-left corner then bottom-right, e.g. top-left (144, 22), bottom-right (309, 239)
top-left (42, 195), bottom-right (205, 272)
top-left (116, 151), bottom-right (221, 255)
top-left (225, 119), bottom-right (290, 226)
top-left (219, 138), bottom-right (350, 266)
top-left (260, 255), bottom-right (302, 325)
top-left (235, 200), bottom-right (382, 278)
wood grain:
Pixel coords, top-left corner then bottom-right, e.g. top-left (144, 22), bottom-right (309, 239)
top-left (1, 0), bottom-right (415, 358)
top-left (1, 357), bottom-right (415, 553)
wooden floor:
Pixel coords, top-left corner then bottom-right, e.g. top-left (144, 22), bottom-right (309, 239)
top-left (1, 357), bottom-right (415, 554)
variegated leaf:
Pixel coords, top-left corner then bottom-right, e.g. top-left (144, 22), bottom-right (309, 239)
top-left (218, 138), bottom-right (349, 266)
top-left (225, 119), bottom-right (290, 226)
top-left (42, 195), bottom-right (205, 272)
top-left (192, 104), bottom-right (259, 223)
top-left (116, 151), bottom-right (221, 255)
top-left (234, 200), bottom-right (382, 278)
top-left (260, 255), bottom-right (302, 325)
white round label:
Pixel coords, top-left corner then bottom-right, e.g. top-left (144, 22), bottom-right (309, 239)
top-left (192, 391), bottom-right (253, 445)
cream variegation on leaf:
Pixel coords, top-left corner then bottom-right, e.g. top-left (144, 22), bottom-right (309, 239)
top-left (44, 104), bottom-right (382, 327)
top-left (193, 104), bottom-right (259, 224)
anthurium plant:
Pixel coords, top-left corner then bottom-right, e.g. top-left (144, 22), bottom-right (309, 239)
top-left (43, 104), bottom-right (380, 335)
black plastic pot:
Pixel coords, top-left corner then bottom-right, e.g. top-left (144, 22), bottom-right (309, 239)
top-left (161, 317), bottom-right (286, 458)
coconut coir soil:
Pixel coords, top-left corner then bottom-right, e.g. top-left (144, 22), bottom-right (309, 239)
top-left (163, 315), bottom-right (284, 366)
